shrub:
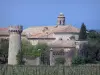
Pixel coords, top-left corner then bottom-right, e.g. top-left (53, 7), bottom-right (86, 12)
top-left (72, 56), bottom-right (86, 65)
top-left (55, 57), bottom-right (65, 65)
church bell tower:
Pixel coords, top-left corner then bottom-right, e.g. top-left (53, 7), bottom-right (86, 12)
top-left (57, 13), bottom-right (65, 25)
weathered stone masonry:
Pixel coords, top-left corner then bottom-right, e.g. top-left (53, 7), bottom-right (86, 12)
top-left (8, 25), bottom-right (23, 65)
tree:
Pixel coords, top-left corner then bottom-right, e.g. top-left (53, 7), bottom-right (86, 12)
top-left (21, 40), bottom-right (49, 65)
top-left (87, 30), bottom-right (100, 62)
top-left (0, 38), bottom-right (9, 64)
top-left (79, 23), bottom-right (87, 40)
top-left (87, 30), bottom-right (100, 41)
top-left (33, 43), bottom-right (49, 65)
top-left (21, 39), bottom-right (34, 56)
top-left (72, 30), bottom-right (100, 65)
top-left (16, 50), bottom-right (24, 65)
top-left (72, 56), bottom-right (86, 65)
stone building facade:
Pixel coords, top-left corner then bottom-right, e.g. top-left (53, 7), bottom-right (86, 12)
top-left (0, 13), bottom-right (88, 65)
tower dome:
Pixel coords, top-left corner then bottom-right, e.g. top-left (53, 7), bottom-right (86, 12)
top-left (57, 13), bottom-right (65, 25)
top-left (59, 13), bottom-right (64, 16)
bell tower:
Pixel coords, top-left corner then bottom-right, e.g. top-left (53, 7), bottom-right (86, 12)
top-left (57, 13), bottom-right (65, 25)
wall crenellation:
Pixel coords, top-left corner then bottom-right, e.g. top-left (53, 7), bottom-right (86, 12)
top-left (8, 25), bottom-right (23, 33)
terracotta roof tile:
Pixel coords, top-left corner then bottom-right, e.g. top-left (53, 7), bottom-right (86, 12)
top-left (0, 25), bottom-right (80, 38)
top-left (23, 25), bottom-right (80, 38)
top-left (0, 28), bottom-right (8, 30)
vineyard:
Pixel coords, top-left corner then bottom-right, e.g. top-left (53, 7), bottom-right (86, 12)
top-left (0, 64), bottom-right (100, 75)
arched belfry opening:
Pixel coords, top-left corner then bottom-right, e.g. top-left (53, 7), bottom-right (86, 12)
top-left (57, 13), bottom-right (65, 25)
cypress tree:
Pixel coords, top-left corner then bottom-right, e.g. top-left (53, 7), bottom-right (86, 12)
top-left (79, 23), bottom-right (87, 40)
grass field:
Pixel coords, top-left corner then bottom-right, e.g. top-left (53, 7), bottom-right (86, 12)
top-left (0, 64), bottom-right (100, 75)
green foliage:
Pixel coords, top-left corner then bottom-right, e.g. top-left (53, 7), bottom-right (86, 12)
top-left (33, 43), bottom-right (49, 65)
top-left (16, 50), bottom-right (24, 65)
top-left (33, 43), bottom-right (49, 57)
top-left (87, 30), bottom-right (100, 41)
top-left (87, 30), bottom-right (100, 62)
top-left (72, 56), bottom-right (86, 65)
top-left (72, 44), bottom-right (100, 65)
top-left (73, 29), bottom-right (100, 65)
top-left (21, 39), bottom-right (34, 56)
top-left (0, 39), bottom-right (8, 56)
top-left (17, 39), bottom-right (35, 65)
top-left (21, 40), bottom-right (49, 65)
top-left (0, 39), bottom-right (9, 64)
top-left (55, 57), bottom-right (66, 65)
top-left (1, 65), bottom-right (100, 75)
top-left (21, 40), bottom-right (49, 57)
top-left (79, 23), bottom-right (87, 40)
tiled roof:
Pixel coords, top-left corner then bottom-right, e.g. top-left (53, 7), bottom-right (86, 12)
top-left (0, 28), bottom-right (9, 35)
top-left (28, 32), bottom-right (55, 38)
top-left (52, 25), bottom-right (80, 33)
top-left (0, 28), bottom-right (8, 30)
top-left (23, 25), bottom-right (80, 38)
top-left (0, 28), bottom-right (25, 36)
top-left (0, 25), bottom-right (80, 37)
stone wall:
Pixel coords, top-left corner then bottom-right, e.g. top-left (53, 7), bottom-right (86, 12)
top-left (24, 57), bottom-right (40, 65)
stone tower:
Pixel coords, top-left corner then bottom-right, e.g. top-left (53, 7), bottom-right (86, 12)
top-left (8, 25), bottom-right (23, 65)
top-left (57, 13), bottom-right (65, 25)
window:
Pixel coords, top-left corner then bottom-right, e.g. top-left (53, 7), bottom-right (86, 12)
top-left (70, 36), bottom-right (75, 40)
top-left (53, 50), bottom-right (64, 55)
top-left (60, 20), bottom-right (61, 25)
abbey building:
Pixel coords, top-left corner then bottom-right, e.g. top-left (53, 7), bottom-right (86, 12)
top-left (0, 13), bottom-right (87, 65)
